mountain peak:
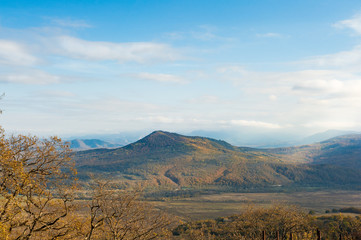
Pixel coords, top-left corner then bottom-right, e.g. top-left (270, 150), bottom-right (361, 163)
top-left (137, 130), bottom-right (184, 147)
top-left (74, 131), bottom-right (361, 189)
top-left (149, 130), bottom-right (173, 136)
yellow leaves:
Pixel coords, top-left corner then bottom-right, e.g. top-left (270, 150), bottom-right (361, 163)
top-left (0, 222), bottom-right (9, 240)
top-left (0, 126), bottom-right (78, 239)
top-left (83, 181), bottom-right (174, 240)
top-left (0, 126), bottom-right (176, 239)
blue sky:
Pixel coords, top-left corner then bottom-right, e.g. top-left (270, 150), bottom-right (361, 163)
top-left (2, 0), bottom-right (361, 139)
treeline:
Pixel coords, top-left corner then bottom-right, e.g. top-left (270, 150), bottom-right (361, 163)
top-left (173, 205), bottom-right (361, 239)
top-left (327, 207), bottom-right (361, 214)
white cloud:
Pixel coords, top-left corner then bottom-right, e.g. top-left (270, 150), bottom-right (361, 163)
top-left (302, 14), bottom-right (361, 71)
top-left (187, 95), bottom-right (221, 104)
top-left (274, 70), bottom-right (352, 93)
top-left (0, 40), bottom-right (38, 66)
top-left (211, 64), bottom-right (361, 131)
top-left (192, 25), bottom-right (218, 41)
top-left (302, 120), bottom-right (359, 130)
top-left (132, 72), bottom-right (187, 84)
top-left (52, 36), bottom-right (181, 63)
top-left (269, 95), bottom-right (277, 101)
top-left (218, 66), bottom-right (360, 97)
top-left (273, 70), bottom-right (361, 100)
top-left (256, 32), bottom-right (283, 38)
top-left (136, 116), bottom-right (184, 124)
top-left (40, 90), bottom-right (76, 97)
top-left (49, 18), bottom-right (92, 28)
top-left (164, 32), bottom-right (185, 40)
top-left (165, 25), bottom-right (234, 42)
top-left (217, 65), bottom-right (247, 74)
top-left (215, 65), bottom-right (249, 84)
top-left (292, 78), bottom-right (344, 93)
top-left (230, 120), bottom-right (282, 129)
top-left (77, 98), bottom-right (161, 114)
top-left (0, 71), bottom-right (60, 84)
top-left (305, 44), bottom-right (361, 69)
top-left (334, 14), bottom-right (361, 34)
top-left (4, 14), bottom-right (361, 135)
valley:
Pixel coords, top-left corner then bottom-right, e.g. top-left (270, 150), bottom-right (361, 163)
top-left (71, 129), bottom-right (361, 227)
top-left (149, 190), bottom-right (361, 220)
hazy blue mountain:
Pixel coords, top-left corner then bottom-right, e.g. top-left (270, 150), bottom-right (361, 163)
top-left (264, 133), bottom-right (361, 169)
top-left (66, 129), bottom-right (358, 150)
top-left (65, 131), bottom-right (146, 147)
top-left (299, 129), bottom-right (359, 145)
top-left (69, 139), bottom-right (122, 150)
top-left (189, 129), bottom-right (360, 148)
top-left (188, 129), bottom-right (300, 148)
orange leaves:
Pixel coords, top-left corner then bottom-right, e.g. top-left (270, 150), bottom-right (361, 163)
top-left (0, 126), bottom-right (77, 239)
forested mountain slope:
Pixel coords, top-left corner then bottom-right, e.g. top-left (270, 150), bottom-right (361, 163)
top-left (266, 134), bottom-right (361, 168)
top-left (74, 131), bottom-right (361, 189)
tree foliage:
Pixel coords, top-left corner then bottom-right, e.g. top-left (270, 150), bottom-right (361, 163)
top-left (174, 204), bottom-right (314, 240)
top-left (316, 214), bottom-right (361, 239)
top-left (84, 181), bottom-right (173, 240)
top-left (0, 127), bottom-right (173, 239)
top-left (0, 127), bottom-right (77, 239)
top-left (229, 204), bottom-right (313, 239)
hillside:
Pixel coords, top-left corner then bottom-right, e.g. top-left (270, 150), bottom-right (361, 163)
top-left (74, 131), bottom-right (361, 190)
top-left (266, 134), bottom-right (361, 168)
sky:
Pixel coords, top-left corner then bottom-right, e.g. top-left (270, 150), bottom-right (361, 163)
top-left (2, 0), bottom-right (361, 140)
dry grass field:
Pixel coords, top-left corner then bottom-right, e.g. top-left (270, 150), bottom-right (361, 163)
top-left (149, 190), bottom-right (361, 220)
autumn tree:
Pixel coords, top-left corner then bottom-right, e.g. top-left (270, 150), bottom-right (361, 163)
top-left (0, 123), bottom-right (175, 240)
top-left (175, 204), bottom-right (314, 240)
top-left (316, 214), bottom-right (361, 239)
top-left (83, 180), bottom-right (173, 240)
top-left (224, 204), bottom-right (314, 239)
top-left (0, 127), bottom-right (78, 239)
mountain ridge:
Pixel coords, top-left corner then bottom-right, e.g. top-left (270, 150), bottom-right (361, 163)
top-left (74, 131), bottom-right (361, 190)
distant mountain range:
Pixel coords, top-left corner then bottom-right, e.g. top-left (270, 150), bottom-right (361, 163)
top-left (66, 132), bottom-right (145, 150)
top-left (74, 131), bottom-right (361, 190)
top-left (299, 129), bottom-right (358, 145)
top-left (69, 139), bottom-right (122, 150)
top-left (68, 129), bottom-right (359, 150)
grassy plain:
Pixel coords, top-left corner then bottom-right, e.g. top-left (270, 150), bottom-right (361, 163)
top-left (149, 190), bottom-right (361, 220)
